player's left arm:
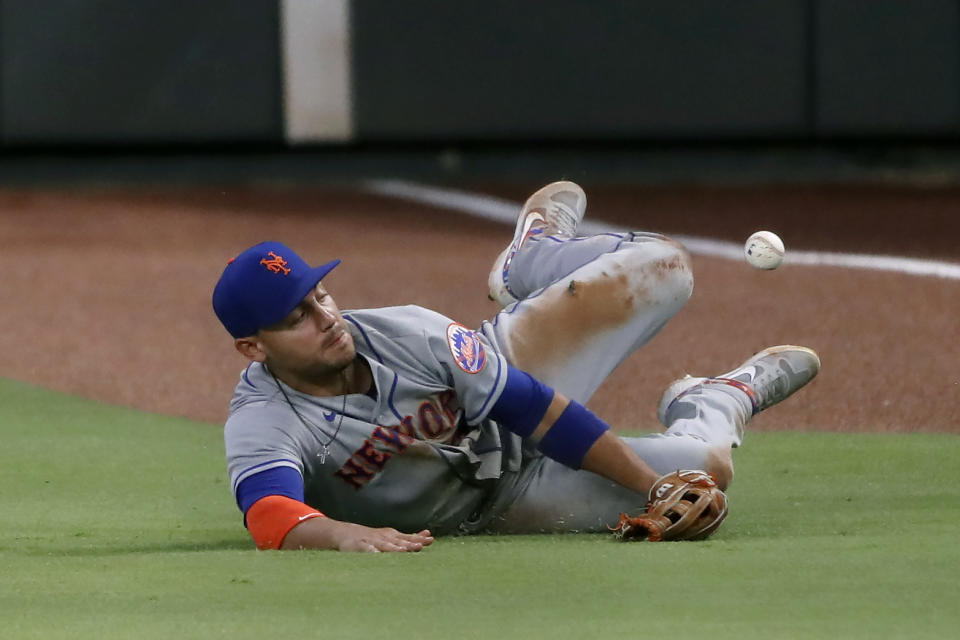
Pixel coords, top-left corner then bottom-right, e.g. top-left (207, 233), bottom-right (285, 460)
top-left (422, 318), bottom-right (657, 494)
top-left (488, 366), bottom-right (660, 496)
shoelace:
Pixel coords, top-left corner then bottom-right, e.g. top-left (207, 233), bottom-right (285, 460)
top-left (547, 200), bottom-right (580, 236)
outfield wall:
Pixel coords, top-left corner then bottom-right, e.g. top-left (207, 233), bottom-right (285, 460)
top-left (0, 0), bottom-right (957, 146)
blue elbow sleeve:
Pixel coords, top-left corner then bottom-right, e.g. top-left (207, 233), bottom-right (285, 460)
top-left (537, 401), bottom-right (610, 469)
top-left (489, 365), bottom-right (610, 469)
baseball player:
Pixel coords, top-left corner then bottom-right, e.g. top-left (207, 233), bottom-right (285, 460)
top-left (212, 181), bottom-right (820, 551)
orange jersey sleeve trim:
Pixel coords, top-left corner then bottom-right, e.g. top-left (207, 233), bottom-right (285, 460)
top-left (246, 495), bottom-right (325, 550)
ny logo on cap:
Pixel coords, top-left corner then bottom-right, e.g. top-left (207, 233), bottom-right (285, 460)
top-left (260, 251), bottom-right (291, 275)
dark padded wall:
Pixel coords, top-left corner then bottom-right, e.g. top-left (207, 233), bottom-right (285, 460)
top-left (351, 0), bottom-right (808, 140)
top-left (815, 0), bottom-right (960, 135)
top-left (2, 1), bottom-right (960, 146)
top-left (0, 0), bottom-right (281, 144)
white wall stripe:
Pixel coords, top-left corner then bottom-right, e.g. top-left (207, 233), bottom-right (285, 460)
top-left (280, 0), bottom-right (353, 143)
top-left (363, 179), bottom-right (960, 281)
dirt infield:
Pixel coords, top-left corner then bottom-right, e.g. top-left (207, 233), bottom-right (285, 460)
top-left (1, 183), bottom-right (957, 434)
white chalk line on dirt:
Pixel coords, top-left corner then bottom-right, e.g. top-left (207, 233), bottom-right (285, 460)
top-left (364, 179), bottom-right (960, 281)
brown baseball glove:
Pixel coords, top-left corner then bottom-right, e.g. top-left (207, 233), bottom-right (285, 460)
top-left (611, 470), bottom-right (728, 542)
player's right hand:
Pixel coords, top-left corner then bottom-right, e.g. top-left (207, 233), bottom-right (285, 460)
top-left (281, 516), bottom-right (434, 551)
top-left (337, 525), bottom-right (434, 553)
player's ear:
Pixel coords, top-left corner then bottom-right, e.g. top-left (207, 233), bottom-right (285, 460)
top-left (234, 337), bottom-right (267, 362)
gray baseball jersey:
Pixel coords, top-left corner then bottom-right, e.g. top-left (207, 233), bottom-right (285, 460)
top-left (225, 305), bottom-right (527, 535)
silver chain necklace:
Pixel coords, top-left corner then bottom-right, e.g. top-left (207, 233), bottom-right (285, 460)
top-left (270, 369), bottom-right (346, 464)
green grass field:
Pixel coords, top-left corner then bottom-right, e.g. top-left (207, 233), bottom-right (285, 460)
top-left (2, 377), bottom-right (957, 639)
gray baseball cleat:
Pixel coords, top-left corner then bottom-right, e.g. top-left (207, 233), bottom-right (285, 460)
top-left (658, 345), bottom-right (821, 427)
top-left (487, 181), bottom-right (586, 306)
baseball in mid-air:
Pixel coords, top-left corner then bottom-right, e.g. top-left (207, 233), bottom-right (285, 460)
top-left (744, 231), bottom-right (785, 270)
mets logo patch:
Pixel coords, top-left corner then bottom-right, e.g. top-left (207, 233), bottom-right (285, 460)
top-left (446, 323), bottom-right (486, 374)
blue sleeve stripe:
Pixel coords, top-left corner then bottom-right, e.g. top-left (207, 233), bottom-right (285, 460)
top-left (231, 458), bottom-right (301, 495)
top-left (466, 351), bottom-right (505, 424)
top-left (537, 401), bottom-right (610, 469)
top-left (485, 365), bottom-right (553, 436)
top-left (235, 466), bottom-right (306, 514)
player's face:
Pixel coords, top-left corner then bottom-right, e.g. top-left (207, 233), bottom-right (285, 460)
top-left (253, 283), bottom-right (356, 381)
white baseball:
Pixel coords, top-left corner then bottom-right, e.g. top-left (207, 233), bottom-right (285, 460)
top-left (744, 231), bottom-right (785, 270)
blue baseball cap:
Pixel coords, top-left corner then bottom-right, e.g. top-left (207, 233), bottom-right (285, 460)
top-left (212, 241), bottom-right (340, 338)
